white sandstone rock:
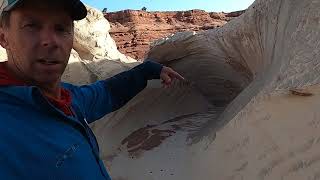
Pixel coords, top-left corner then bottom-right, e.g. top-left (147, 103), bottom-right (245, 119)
top-left (73, 6), bottom-right (135, 63)
top-left (0, 47), bottom-right (6, 62)
top-left (90, 0), bottom-right (320, 179)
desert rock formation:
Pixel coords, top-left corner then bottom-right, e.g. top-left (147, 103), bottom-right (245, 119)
top-left (1, 1), bottom-right (319, 180)
top-left (94, 0), bottom-right (320, 179)
top-left (105, 9), bottom-right (244, 60)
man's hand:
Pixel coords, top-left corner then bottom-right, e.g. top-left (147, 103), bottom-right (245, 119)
top-left (160, 66), bottom-right (185, 88)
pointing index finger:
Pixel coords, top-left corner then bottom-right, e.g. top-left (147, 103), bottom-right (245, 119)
top-left (171, 71), bottom-right (185, 81)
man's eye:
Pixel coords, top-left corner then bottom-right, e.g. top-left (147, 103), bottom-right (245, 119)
top-left (55, 25), bottom-right (71, 33)
top-left (56, 26), bottom-right (65, 32)
top-left (23, 23), bottom-right (40, 30)
top-left (25, 23), bottom-right (36, 27)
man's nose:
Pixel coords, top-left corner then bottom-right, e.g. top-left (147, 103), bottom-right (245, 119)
top-left (40, 28), bottom-right (58, 48)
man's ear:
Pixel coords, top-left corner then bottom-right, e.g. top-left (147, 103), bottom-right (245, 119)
top-left (0, 28), bottom-right (9, 49)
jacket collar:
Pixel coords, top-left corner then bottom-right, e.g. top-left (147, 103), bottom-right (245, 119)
top-left (0, 61), bottom-right (74, 116)
top-left (0, 62), bottom-right (26, 86)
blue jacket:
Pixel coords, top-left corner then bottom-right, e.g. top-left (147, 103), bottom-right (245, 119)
top-left (0, 61), bottom-right (162, 179)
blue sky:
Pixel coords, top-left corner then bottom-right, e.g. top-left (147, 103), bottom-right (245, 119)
top-left (82, 0), bottom-right (255, 12)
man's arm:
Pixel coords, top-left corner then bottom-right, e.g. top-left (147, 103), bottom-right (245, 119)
top-left (74, 61), bottom-right (184, 124)
top-left (75, 61), bottom-right (162, 123)
top-left (103, 61), bottom-right (163, 112)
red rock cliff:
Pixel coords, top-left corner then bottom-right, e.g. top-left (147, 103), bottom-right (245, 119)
top-left (105, 9), bottom-right (245, 60)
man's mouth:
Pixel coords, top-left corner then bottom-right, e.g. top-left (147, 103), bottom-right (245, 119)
top-left (37, 59), bottom-right (60, 65)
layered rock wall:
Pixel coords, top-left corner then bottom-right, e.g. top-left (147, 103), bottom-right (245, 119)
top-left (105, 10), bottom-right (244, 60)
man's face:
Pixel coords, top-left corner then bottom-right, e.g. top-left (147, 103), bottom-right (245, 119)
top-left (0, 1), bottom-right (74, 85)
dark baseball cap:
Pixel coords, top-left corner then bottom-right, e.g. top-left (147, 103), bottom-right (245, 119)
top-left (0, 0), bottom-right (87, 20)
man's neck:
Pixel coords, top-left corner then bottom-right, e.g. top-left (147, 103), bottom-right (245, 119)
top-left (5, 61), bottom-right (62, 99)
top-left (39, 83), bottom-right (62, 99)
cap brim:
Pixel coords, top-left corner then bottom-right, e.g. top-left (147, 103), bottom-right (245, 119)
top-left (3, 0), bottom-right (21, 12)
top-left (4, 0), bottom-right (87, 21)
top-left (68, 0), bottom-right (87, 20)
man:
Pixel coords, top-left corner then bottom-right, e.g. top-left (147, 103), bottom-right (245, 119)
top-left (0, 0), bottom-right (184, 179)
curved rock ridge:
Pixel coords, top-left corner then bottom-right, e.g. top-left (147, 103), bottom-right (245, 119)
top-left (91, 0), bottom-right (320, 179)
